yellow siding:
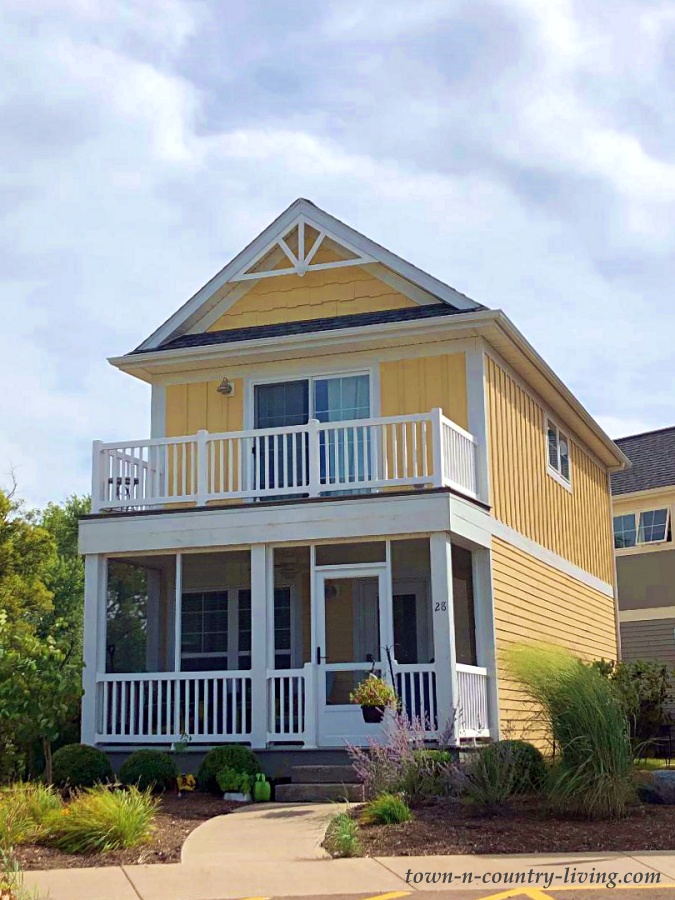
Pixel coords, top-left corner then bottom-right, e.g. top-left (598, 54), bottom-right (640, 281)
top-left (207, 263), bottom-right (418, 331)
top-left (485, 356), bottom-right (614, 583)
top-left (165, 379), bottom-right (244, 437)
top-left (492, 537), bottom-right (618, 747)
top-left (379, 353), bottom-right (468, 430)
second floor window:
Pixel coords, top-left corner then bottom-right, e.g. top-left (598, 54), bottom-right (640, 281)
top-left (613, 509), bottom-right (671, 549)
top-left (547, 418), bottom-right (570, 483)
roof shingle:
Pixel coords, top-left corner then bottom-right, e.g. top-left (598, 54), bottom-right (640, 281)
top-left (133, 303), bottom-right (480, 354)
top-left (611, 426), bottom-right (675, 495)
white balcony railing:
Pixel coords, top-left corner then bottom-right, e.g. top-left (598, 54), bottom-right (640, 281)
top-left (91, 408), bottom-right (478, 512)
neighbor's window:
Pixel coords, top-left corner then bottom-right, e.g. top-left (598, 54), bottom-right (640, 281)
top-left (546, 418), bottom-right (571, 483)
top-left (613, 509), bottom-right (670, 549)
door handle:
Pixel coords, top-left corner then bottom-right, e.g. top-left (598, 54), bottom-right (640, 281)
top-left (316, 646), bottom-right (323, 665)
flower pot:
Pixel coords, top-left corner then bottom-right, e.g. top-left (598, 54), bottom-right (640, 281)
top-left (361, 704), bottom-right (385, 723)
top-left (222, 791), bottom-right (251, 802)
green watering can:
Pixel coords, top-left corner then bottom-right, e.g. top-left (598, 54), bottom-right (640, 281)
top-left (252, 773), bottom-right (271, 802)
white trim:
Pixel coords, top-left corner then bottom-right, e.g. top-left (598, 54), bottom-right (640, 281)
top-left (174, 553), bottom-right (182, 673)
top-left (465, 347), bottom-right (490, 504)
top-left (361, 263), bottom-right (439, 306)
top-left (491, 518), bottom-right (614, 597)
top-left (152, 336), bottom-right (479, 387)
top-left (619, 607), bottom-right (675, 623)
top-left (545, 414), bottom-right (572, 492)
top-left (150, 384), bottom-right (166, 439)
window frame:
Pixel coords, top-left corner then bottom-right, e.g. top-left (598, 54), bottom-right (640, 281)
top-left (180, 586), bottom-right (251, 671)
top-left (545, 416), bottom-right (572, 491)
top-left (613, 508), bottom-right (671, 551)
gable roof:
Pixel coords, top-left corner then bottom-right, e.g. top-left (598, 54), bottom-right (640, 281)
top-left (611, 426), bottom-right (675, 496)
top-left (132, 304), bottom-right (476, 354)
top-left (136, 198), bottom-right (482, 352)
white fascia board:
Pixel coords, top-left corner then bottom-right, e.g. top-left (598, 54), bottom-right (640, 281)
top-left (78, 492), bottom-right (454, 556)
top-left (135, 199), bottom-right (481, 352)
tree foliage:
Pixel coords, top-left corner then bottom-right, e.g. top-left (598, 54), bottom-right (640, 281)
top-left (0, 490), bottom-right (86, 780)
top-left (593, 658), bottom-right (673, 742)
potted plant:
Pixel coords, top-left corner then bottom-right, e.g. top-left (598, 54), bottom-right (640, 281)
top-left (252, 772), bottom-right (272, 802)
top-left (349, 674), bottom-right (397, 723)
top-left (217, 766), bottom-right (252, 802)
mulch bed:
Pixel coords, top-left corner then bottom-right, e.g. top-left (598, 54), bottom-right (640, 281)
top-left (355, 798), bottom-right (675, 856)
top-left (14, 793), bottom-right (236, 870)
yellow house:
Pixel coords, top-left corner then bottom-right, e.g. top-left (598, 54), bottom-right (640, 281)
top-left (79, 199), bottom-right (628, 760)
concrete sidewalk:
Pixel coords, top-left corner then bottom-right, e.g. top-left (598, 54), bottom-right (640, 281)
top-left (21, 802), bottom-right (675, 900)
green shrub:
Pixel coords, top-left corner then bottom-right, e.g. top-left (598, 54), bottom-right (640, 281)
top-left (323, 812), bottom-right (362, 858)
top-left (51, 744), bottom-right (113, 789)
top-left (119, 750), bottom-right (178, 793)
top-left (593, 659), bottom-right (673, 744)
top-left (401, 749), bottom-right (456, 803)
top-left (197, 746), bottom-right (261, 793)
top-left (216, 767), bottom-right (251, 795)
top-left (459, 742), bottom-right (523, 810)
top-left (0, 783), bottom-right (62, 850)
top-left (478, 740), bottom-right (546, 794)
top-left (507, 644), bottom-right (635, 819)
top-left (360, 793), bottom-right (411, 825)
top-left (46, 785), bottom-right (158, 853)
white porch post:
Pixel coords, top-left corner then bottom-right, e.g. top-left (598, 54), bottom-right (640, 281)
top-left (81, 555), bottom-right (107, 745)
top-left (173, 553), bottom-right (182, 672)
top-left (250, 545), bottom-right (268, 748)
top-left (429, 533), bottom-right (459, 739)
top-left (472, 547), bottom-right (500, 739)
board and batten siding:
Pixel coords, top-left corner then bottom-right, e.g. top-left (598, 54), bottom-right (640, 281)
top-left (492, 537), bottom-right (618, 746)
top-left (166, 379), bottom-right (244, 437)
top-left (379, 353), bottom-right (468, 431)
top-left (485, 356), bottom-right (614, 584)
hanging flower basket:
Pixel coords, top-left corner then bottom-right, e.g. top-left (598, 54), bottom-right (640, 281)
top-left (360, 704), bottom-right (386, 723)
top-left (349, 674), bottom-right (397, 724)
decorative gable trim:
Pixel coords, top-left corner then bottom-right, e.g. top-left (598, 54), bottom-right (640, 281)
top-left (229, 215), bottom-right (375, 281)
top-left (136, 198), bottom-right (481, 352)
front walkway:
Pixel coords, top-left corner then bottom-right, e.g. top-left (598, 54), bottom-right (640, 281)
top-left (23, 802), bottom-right (675, 900)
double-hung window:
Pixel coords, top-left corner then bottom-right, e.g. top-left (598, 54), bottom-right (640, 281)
top-left (613, 509), bottom-right (670, 549)
top-left (546, 418), bottom-right (571, 485)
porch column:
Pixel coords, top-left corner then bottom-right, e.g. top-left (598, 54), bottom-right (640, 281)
top-left (81, 555), bottom-right (107, 745)
top-left (250, 545), bottom-right (268, 748)
top-left (472, 548), bottom-right (500, 739)
top-left (429, 534), bottom-right (459, 740)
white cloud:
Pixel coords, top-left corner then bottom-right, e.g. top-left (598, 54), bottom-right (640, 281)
top-left (1, 0), bottom-right (674, 506)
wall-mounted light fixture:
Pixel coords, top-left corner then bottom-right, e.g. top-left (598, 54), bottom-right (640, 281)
top-left (217, 377), bottom-right (234, 396)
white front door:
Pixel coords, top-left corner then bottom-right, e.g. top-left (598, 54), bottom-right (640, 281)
top-left (315, 565), bottom-right (392, 746)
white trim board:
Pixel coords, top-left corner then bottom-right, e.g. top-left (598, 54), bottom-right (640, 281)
top-left (619, 607), bottom-right (675, 623)
top-left (491, 518), bottom-right (615, 598)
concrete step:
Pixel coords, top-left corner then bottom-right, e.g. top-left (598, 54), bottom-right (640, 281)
top-left (290, 764), bottom-right (360, 785)
top-left (275, 782), bottom-right (364, 803)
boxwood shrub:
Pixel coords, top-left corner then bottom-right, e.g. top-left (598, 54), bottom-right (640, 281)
top-left (51, 744), bottom-right (113, 788)
top-left (119, 750), bottom-right (179, 793)
top-left (197, 745), bottom-right (262, 793)
top-left (478, 739), bottom-right (547, 793)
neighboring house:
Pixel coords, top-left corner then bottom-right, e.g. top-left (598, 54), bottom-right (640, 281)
top-left (79, 198), bottom-right (627, 756)
top-left (611, 427), bottom-right (675, 675)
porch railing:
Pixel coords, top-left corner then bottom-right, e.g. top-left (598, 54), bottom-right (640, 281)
top-left (394, 663), bottom-right (438, 733)
top-left (95, 672), bottom-right (252, 743)
top-left (91, 408), bottom-right (478, 512)
top-left (456, 663), bottom-right (490, 738)
top-left (266, 665), bottom-right (314, 744)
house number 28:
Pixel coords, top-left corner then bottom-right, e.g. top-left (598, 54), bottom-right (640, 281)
top-left (434, 601), bottom-right (448, 612)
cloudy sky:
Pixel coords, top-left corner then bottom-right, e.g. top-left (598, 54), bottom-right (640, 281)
top-left (2, 0), bottom-right (674, 508)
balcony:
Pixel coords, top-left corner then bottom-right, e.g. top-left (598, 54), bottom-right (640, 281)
top-left (91, 408), bottom-right (478, 514)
